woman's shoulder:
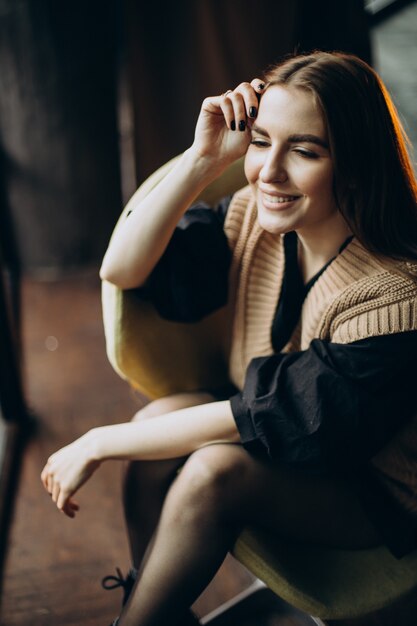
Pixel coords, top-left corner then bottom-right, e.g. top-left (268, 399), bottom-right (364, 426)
top-left (311, 238), bottom-right (417, 344)
top-left (380, 257), bottom-right (417, 284)
top-left (334, 238), bottom-right (417, 290)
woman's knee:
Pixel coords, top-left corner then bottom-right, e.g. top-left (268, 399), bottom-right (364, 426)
top-left (171, 444), bottom-right (250, 515)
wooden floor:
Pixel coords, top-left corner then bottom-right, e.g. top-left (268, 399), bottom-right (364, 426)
top-left (0, 272), bottom-right (314, 626)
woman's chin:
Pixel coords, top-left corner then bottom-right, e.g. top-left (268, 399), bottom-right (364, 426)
top-left (256, 210), bottom-right (293, 235)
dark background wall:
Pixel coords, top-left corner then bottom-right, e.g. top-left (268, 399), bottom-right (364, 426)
top-left (125, 0), bottom-right (371, 182)
top-left (0, 0), bottom-right (371, 274)
top-left (0, 0), bottom-right (121, 274)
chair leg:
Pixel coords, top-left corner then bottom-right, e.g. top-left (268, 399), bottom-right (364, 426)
top-left (201, 578), bottom-right (319, 625)
top-left (200, 579), bottom-right (266, 624)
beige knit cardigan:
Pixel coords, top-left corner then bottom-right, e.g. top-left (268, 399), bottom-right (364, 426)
top-left (224, 186), bottom-right (417, 518)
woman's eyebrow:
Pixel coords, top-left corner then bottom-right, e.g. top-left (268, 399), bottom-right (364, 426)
top-left (288, 134), bottom-right (329, 149)
top-left (251, 124), bottom-right (269, 137)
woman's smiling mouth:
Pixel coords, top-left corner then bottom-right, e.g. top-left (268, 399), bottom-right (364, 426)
top-left (260, 191), bottom-right (302, 210)
top-left (264, 193), bottom-right (300, 203)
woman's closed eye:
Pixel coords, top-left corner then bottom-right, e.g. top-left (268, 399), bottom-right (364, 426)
top-left (293, 147), bottom-right (319, 159)
top-left (250, 139), bottom-right (320, 159)
top-left (250, 138), bottom-right (270, 148)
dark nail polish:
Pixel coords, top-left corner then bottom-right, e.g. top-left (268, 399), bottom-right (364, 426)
top-left (249, 106), bottom-right (257, 118)
top-left (258, 83), bottom-right (265, 90)
top-left (239, 120), bottom-right (246, 132)
top-left (230, 120), bottom-right (236, 131)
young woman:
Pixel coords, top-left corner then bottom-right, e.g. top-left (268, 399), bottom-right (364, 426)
top-left (41, 52), bottom-right (417, 626)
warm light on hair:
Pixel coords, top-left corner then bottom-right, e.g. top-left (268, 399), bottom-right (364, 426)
top-left (263, 52), bottom-right (417, 261)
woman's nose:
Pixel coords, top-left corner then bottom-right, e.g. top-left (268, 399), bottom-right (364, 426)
top-left (259, 155), bottom-right (288, 184)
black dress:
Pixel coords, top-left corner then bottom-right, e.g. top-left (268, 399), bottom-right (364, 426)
top-left (131, 197), bottom-right (417, 557)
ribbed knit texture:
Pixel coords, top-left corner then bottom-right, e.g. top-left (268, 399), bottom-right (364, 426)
top-left (224, 187), bottom-right (417, 387)
top-left (224, 187), bottom-right (417, 517)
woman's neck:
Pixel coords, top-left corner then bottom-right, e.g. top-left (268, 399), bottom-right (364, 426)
top-left (296, 215), bottom-right (353, 284)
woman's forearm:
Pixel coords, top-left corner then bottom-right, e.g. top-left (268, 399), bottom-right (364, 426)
top-left (99, 148), bottom-right (226, 290)
top-left (90, 400), bottom-right (240, 462)
top-left (41, 400), bottom-right (239, 516)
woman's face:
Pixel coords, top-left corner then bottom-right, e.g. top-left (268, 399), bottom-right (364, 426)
top-left (244, 85), bottom-right (338, 236)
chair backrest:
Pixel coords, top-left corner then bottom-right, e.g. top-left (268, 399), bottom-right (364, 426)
top-left (102, 155), bottom-right (247, 399)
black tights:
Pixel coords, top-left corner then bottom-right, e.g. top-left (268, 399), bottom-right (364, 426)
top-left (118, 393), bottom-right (381, 626)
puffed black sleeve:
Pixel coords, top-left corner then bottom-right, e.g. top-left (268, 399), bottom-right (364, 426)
top-left (130, 196), bottom-right (232, 322)
top-left (230, 331), bottom-right (417, 472)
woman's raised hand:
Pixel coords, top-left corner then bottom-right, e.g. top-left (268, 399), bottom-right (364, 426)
top-left (191, 79), bottom-right (265, 166)
top-left (99, 79), bottom-right (266, 291)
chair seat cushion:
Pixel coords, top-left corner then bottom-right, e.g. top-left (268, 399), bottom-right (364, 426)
top-left (233, 528), bottom-right (417, 619)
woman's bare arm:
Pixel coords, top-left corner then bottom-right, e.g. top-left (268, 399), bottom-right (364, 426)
top-left (41, 400), bottom-right (238, 516)
top-left (99, 82), bottom-right (262, 290)
top-left (99, 149), bottom-right (226, 289)
top-left (94, 400), bottom-right (238, 461)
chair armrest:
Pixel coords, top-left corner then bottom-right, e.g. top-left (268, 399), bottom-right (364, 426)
top-left (102, 155), bottom-right (247, 398)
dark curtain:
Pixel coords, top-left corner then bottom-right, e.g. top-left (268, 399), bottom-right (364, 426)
top-left (124, 0), bottom-right (372, 183)
top-left (0, 0), bottom-right (122, 271)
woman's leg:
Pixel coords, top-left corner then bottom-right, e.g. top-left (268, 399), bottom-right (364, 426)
top-left (118, 443), bottom-right (381, 626)
top-left (122, 392), bottom-right (217, 570)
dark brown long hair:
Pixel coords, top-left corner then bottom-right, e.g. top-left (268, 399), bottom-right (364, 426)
top-left (264, 52), bottom-right (417, 261)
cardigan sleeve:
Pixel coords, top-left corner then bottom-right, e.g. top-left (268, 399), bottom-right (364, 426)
top-left (129, 196), bottom-right (232, 322)
top-left (230, 331), bottom-right (417, 473)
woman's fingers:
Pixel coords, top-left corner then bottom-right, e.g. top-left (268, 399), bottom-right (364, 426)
top-left (59, 495), bottom-right (80, 518)
top-left (41, 458), bottom-right (54, 493)
top-left (193, 78), bottom-right (265, 160)
top-left (46, 471), bottom-right (54, 495)
top-left (69, 498), bottom-right (80, 512)
top-left (41, 456), bottom-right (66, 506)
top-left (41, 460), bottom-right (80, 517)
top-left (218, 93), bottom-right (235, 130)
top-left (52, 481), bottom-right (60, 504)
top-left (250, 78), bottom-right (266, 94)
top-left (225, 90), bottom-right (249, 131)
top-left (40, 437), bottom-right (100, 518)
top-left (234, 81), bottom-right (261, 119)
top-left (57, 488), bottom-right (69, 512)
top-left (40, 466), bottom-right (47, 490)
top-left (222, 80), bottom-right (265, 131)
top-left (64, 499), bottom-right (80, 519)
